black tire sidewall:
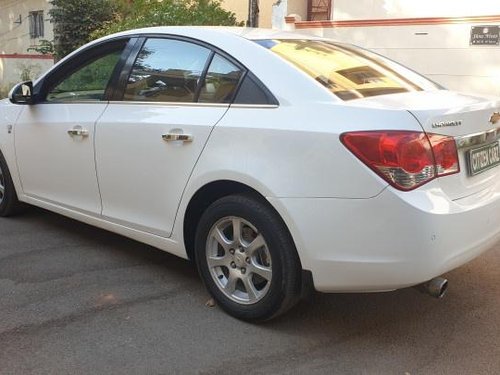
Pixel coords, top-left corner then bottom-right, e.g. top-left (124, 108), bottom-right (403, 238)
top-left (0, 152), bottom-right (19, 217)
top-left (195, 194), bottom-right (300, 321)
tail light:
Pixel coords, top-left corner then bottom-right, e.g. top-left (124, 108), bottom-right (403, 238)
top-left (340, 131), bottom-right (459, 191)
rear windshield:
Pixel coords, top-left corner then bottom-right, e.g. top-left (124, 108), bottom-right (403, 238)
top-left (255, 39), bottom-right (441, 101)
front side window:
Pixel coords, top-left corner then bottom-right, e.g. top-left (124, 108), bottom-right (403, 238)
top-left (124, 39), bottom-right (211, 103)
top-left (256, 39), bottom-right (441, 101)
top-left (46, 47), bottom-right (124, 102)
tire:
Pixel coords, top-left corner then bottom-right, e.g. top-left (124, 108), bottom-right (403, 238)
top-left (195, 193), bottom-right (302, 322)
top-left (0, 152), bottom-right (22, 217)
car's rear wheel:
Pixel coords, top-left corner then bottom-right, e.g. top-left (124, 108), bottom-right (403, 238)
top-left (195, 194), bottom-right (302, 321)
top-left (0, 152), bottom-right (22, 217)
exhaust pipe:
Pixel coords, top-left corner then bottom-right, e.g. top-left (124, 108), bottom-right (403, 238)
top-left (416, 277), bottom-right (448, 299)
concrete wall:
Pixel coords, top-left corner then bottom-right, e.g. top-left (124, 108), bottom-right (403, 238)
top-left (0, 0), bottom-right (54, 95)
top-left (220, 0), bottom-right (307, 28)
top-left (220, 0), bottom-right (270, 27)
top-left (220, 0), bottom-right (248, 26)
top-left (287, 0), bottom-right (307, 20)
top-left (332, 0), bottom-right (500, 20)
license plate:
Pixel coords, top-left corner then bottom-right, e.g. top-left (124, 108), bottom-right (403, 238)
top-left (467, 141), bottom-right (500, 176)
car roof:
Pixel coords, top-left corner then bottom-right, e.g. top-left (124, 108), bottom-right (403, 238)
top-left (104, 26), bottom-right (323, 42)
top-left (41, 26), bottom-right (338, 106)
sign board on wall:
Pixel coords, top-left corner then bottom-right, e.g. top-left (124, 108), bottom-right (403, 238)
top-left (470, 26), bottom-right (499, 45)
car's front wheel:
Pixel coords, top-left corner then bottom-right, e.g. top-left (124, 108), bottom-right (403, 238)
top-left (195, 194), bottom-right (302, 321)
top-left (0, 152), bottom-right (22, 217)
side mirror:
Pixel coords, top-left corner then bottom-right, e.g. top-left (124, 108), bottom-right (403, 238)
top-left (9, 81), bottom-right (34, 104)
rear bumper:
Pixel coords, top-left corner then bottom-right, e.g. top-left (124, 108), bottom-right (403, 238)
top-left (268, 180), bottom-right (500, 292)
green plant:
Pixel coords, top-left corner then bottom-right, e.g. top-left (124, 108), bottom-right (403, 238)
top-left (27, 40), bottom-right (55, 55)
top-left (0, 85), bottom-right (11, 99)
top-left (48, 0), bottom-right (241, 59)
top-left (16, 62), bottom-right (42, 82)
top-left (49, 0), bottom-right (117, 59)
top-left (91, 0), bottom-right (242, 39)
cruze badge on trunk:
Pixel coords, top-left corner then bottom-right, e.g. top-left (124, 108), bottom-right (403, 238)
top-left (431, 120), bottom-right (462, 129)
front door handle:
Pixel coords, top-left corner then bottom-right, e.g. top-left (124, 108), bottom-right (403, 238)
top-left (162, 133), bottom-right (193, 142)
top-left (67, 127), bottom-right (89, 137)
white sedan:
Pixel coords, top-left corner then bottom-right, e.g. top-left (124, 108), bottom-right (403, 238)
top-left (2, 27), bottom-right (500, 321)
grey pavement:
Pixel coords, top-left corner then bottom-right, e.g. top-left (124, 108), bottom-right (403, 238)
top-left (0, 207), bottom-right (499, 374)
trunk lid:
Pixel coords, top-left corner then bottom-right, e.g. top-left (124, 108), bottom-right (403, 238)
top-left (351, 90), bottom-right (500, 200)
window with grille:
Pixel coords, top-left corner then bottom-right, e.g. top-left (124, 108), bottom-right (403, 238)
top-left (307, 0), bottom-right (332, 21)
top-left (29, 11), bottom-right (44, 39)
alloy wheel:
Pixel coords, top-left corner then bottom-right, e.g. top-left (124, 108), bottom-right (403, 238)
top-left (206, 216), bottom-right (272, 304)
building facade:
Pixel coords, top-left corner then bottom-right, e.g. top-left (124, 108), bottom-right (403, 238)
top-left (2, 1), bottom-right (499, 97)
top-left (0, 0), bottom-right (53, 95)
top-left (220, 0), bottom-right (307, 28)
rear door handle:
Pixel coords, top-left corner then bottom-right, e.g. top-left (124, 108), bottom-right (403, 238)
top-left (162, 133), bottom-right (193, 142)
top-left (67, 127), bottom-right (89, 137)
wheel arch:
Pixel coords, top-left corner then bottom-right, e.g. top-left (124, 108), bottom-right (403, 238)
top-left (182, 179), bottom-right (301, 267)
top-left (0, 143), bottom-right (24, 201)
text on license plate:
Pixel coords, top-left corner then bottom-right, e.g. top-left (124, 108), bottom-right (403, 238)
top-left (467, 141), bottom-right (500, 176)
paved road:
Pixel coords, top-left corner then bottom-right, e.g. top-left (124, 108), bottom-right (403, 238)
top-left (0, 207), bottom-right (499, 375)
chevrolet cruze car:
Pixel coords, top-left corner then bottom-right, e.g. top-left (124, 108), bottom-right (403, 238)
top-left (2, 27), bottom-right (500, 321)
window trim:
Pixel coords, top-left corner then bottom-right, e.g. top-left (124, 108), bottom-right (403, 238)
top-left (106, 37), bottom-right (144, 101)
top-left (33, 33), bottom-right (279, 107)
top-left (233, 71), bottom-right (279, 106)
top-left (114, 34), bottom-right (278, 106)
top-left (118, 35), bottom-right (237, 103)
top-left (34, 37), bottom-right (132, 103)
top-left (193, 51), bottom-right (215, 103)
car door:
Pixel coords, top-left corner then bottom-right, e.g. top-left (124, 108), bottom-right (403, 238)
top-left (14, 40), bottom-right (129, 214)
top-left (96, 37), bottom-right (244, 236)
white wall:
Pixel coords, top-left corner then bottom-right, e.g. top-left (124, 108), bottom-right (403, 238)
top-left (287, 0), bottom-right (307, 20)
top-left (220, 0), bottom-right (307, 28)
top-left (333, 0), bottom-right (500, 20)
top-left (0, 0), bottom-right (54, 93)
top-left (221, 0), bottom-right (278, 28)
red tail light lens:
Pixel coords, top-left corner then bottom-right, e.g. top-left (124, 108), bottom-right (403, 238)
top-left (340, 131), bottom-right (459, 191)
top-left (428, 134), bottom-right (460, 176)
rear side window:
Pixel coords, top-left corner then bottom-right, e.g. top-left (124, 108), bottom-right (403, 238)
top-left (198, 54), bottom-right (243, 103)
top-left (256, 39), bottom-right (441, 101)
top-left (124, 38), bottom-right (211, 102)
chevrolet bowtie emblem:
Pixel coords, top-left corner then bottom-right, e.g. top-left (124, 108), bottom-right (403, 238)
top-left (490, 112), bottom-right (500, 125)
